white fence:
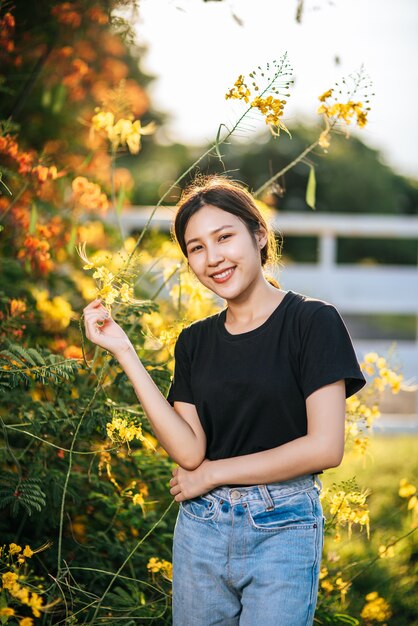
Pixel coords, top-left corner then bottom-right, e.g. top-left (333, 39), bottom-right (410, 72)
top-left (108, 208), bottom-right (418, 431)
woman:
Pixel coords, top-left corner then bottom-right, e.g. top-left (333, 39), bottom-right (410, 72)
top-left (83, 175), bottom-right (366, 626)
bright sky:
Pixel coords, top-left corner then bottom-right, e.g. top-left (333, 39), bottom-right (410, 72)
top-left (132, 0), bottom-right (418, 179)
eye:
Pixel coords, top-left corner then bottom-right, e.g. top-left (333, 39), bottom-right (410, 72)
top-left (219, 234), bottom-right (232, 241)
top-left (190, 244), bottom-right (202, 253)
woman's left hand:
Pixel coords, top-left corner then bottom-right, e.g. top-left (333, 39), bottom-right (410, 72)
top-left (169, 458), bottom-right (213, 501)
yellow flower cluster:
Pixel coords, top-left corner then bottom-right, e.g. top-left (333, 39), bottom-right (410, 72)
top-left (167, 269), bottom-right (219, 322)
top-left (399, 478), bottom-right (418, 526)
top-left (360, 352), bottom-right (404, 394)
top-left (1, 571), bottom-right (47, 618)
top-left (31, 288), bottom-right (74, 332)
top-left (251, 95), bottom-right (287, 129)
top-left (345, 394), bottom-right (380, 462)
top-left (132, 482), bottom-right (149, 508)
top-left (147, 557), bottom-right (173, 581)
top-left (106, 414), bottom-right (145, 447)
top-left (225, 73), bottom-right (290, 136)
top-left (322, 486), bottom-right (371, 541)
top-left (360, 591), bottom-right (392, 623)
top-left (91, 108), bottom-right (157, 154)
top-left (76, 241), bottom-right (145, 307)
top-left (225, 74), bottom-right (251, 103)
top-left (317, 88), bottom-right (368, 128)
top-left (319, 567), bottom-right (352, 604)
top-left (4, 543), bottom-right (33, 565)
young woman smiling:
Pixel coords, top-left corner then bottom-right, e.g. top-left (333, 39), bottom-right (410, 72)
top-left (83, 175), bottom-right (366, 626)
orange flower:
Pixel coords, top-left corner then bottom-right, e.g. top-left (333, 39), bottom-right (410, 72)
top-left (0, 12), bottom-right (15, 53)
top-left (86, 6), bottom-right (108, 24)
top-left (71, 176), bottom-right (109, 215)
top-left (51, 3), bottom-right (82, 28)
top-left (31, 164), bottom-right (58, 183)
top-left (9, 299), bottom-right (27, 317)
top-left (63, 345), bottom-right (83, 359)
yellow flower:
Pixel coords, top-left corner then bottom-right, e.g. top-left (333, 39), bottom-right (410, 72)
top-left (318, 88), bottom-right (333, 102)
top-left (92, 109), bottom-right (157, 154)
top-left (318, 130), bottom-right (330, 149)
top-left (147, 557), bottom-right (173, 581)
top-left (23, 545), bottom-right (33, 558)
top-left (2, 571), bottom-right (19, 589)
top-left (106, 414), bottom-right (146, 447)
top-left (9, 542), bottom-right (22, 555)
top-left (379, 544), bottom-right (395, 558)
top-left (399, 478), bottom-right (416, 498)
top-left (364, 352), bottom-right (379, 363)
top-left (225, 74), bottom-right (251, 103)
top-left (361, 591), bottom-right (392, 622)
top-left (321, 579), bottom-right (334, 593)
top-left (31, 289), bottom-right (74, 332)
top-left (132, 493), bottom-right (145, 507)
top-left (19, 619), bottom-right (34, 626)
top-left (91, 109), bottom-right (115, 133)
top-left (28, 591), bottom-right (44, 617)
top-left (0, 608), bottom-right (15, 616)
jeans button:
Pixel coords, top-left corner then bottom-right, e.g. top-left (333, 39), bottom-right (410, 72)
top-left (231, 490), bottom-right (241, 500)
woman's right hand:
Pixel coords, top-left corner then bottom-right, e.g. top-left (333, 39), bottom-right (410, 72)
top-left (83, 298), bottom-right (133, 357)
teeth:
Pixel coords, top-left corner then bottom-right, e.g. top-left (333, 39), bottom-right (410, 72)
top-left (213, 268), bottom-right (234, 279)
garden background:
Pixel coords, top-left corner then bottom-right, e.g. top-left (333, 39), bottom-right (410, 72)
top-left (0, 1), bottom-right (417, 624)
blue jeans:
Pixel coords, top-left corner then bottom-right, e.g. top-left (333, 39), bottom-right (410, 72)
top-left (172, 473), bottom-right (325, 625)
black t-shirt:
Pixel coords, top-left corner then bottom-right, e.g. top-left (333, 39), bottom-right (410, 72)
top-left (166, 289), bottom-right (367, 484)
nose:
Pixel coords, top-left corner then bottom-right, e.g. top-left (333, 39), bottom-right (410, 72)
top-left (207, 243), bottom-right (225, 266)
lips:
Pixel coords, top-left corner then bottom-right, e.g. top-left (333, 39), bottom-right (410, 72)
top-left (211, 267), bottom-right (236, 283)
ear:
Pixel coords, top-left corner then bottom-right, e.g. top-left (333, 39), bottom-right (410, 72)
top-left (256, 224), bottom-right (268, 249)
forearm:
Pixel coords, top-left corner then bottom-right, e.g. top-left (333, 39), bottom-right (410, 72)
top-left (115, 345), bottom-right (204, 469)
top-left (207, 435), bottom-right (339, 488)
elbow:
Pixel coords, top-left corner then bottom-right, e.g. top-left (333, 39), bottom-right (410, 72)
top-left (178, 455), bottom-right (206, 471)
top-left (176, 446), bottom-right (206, 470)
top-left (319, 439), bottom-right (344, 469)
top-left (181, 458), bottom-right (204, 471)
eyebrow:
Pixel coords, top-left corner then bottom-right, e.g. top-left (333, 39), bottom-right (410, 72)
top-left (185, 225), bottom-right (235, 247)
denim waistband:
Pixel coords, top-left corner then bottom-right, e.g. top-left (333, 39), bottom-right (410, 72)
top-left (205, 473), bottom-right (323, 507)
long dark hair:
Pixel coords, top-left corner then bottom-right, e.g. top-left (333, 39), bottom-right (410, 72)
top-left (171, 174), bottom-right (282, 288)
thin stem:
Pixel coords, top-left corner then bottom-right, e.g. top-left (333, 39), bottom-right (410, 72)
top-left (89, 498), bottom-right (176, 623)
top-left (110, 148), bottom-right (125, 249)
top-left (253, 138), bottom-right (320, 198)
top-left (56, 371), bottom-right (106, 575)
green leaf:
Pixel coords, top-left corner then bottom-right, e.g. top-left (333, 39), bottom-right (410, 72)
top-left (66, 223), bottom-right (77, 255)
top-left (305, 166), bottom-right (316, 210)
top-left (29, 203), bottom-right (38, 234)
top-left (0, 172), bottom-right (12, 195)
top-left (116, 184), bottom-right (126, 217)
top-left (52, 83), bottom-right (67, 114)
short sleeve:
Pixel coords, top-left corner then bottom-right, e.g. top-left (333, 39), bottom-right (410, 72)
top-left (166, 329), bottom-right (195, 406)
top-left (299, 304), bottom-right (367, 400)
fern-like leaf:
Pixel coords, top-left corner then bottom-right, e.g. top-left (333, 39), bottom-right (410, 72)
top-left (0, 340), bottom-right (80, 391)
top-left (0, 472), bottom-right (47, 517)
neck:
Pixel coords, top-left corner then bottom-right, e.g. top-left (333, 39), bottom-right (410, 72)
top-left (225, 279), bottom-right (286, 325)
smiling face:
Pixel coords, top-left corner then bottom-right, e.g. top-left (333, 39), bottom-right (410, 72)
top-left (184, 204), bottom-right (268, 300)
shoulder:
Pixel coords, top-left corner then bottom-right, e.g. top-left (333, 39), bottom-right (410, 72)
top-left (289, 290), bottom-right (338, 317)
top-left (287, 290), bottom-right (344, 336)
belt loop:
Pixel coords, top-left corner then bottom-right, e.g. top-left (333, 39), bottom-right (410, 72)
top-left (313, 473), bottom-right (323, 494)
top-left (257, 484), bottom-right (275, 511)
